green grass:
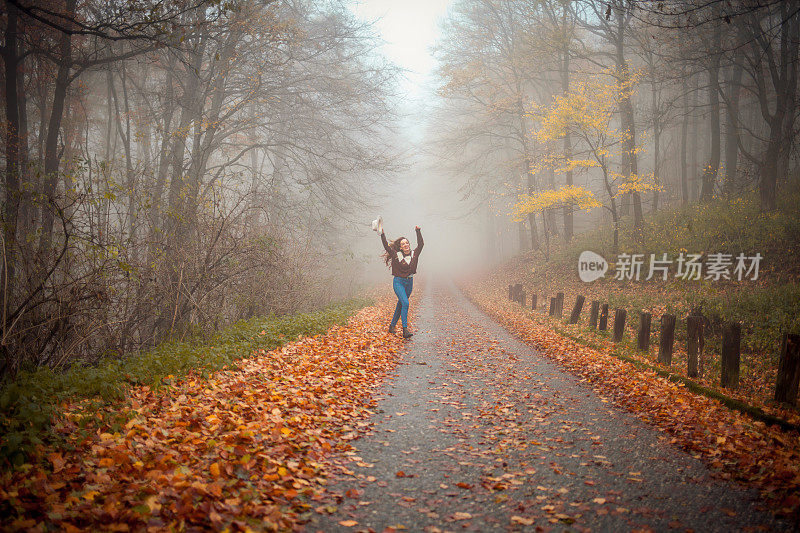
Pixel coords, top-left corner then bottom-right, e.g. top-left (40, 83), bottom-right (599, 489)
top-left (0, 297), bottom-right (373, 467)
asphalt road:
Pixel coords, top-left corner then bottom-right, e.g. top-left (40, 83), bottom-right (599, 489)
top-left (309, 279), bottom-right (790, 532)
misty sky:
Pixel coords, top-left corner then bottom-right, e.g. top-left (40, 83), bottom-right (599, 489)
top-left (351, 0), bottom-right (453, 101)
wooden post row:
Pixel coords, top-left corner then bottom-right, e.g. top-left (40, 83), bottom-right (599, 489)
top-left (589, 301), bottom-right (599, 329)
top-left (556, 292), bottom-right (564, 318)
top-left (531, 294), bottom-right (537, 310)
top-left (658, 314), bottom-right (676, 365)
top-left (721, 322), bottom-right (741, 389)
top-left (775, 333), bottom-right (800, 405)
top-left (549, 297), bottom-right (556, 316)
top-left (637, 312), bottom-right (651, 351)
top-left (569, 295), bottom-right (585, 324)
top-left (687, 315), bottom-right (700, 378)
top-left (612, 308), bottom-right (626, 342)
top-left (599, 304), bottom-right (608, 331)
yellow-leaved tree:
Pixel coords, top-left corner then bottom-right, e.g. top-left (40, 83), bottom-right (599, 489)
top-left (522, 72), bottom-right (659, 253)
top-left (512, 185), bottom-right (600, 258)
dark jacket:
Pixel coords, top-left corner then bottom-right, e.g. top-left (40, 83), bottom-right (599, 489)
top-left (381, 228), bottom-right (423, 278)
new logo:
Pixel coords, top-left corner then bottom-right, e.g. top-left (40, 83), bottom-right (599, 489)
top-left (578, 251), bottom-right (608, 282)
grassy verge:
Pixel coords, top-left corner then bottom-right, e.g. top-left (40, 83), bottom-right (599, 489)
top-left (0, 297), bottom-right (373, 467)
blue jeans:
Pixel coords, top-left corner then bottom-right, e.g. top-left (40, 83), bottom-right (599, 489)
top-left (390, 276), bottom-right (413, 329)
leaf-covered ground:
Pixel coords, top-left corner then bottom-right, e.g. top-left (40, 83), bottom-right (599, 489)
top-left (4, 277), bottom-right (798, 532)
top-left (0, 301), bottom-right (404, 531)
top-left (461, 274), bottom-right (800, 522)
top-left (311, 280), bottom-right (794, 531)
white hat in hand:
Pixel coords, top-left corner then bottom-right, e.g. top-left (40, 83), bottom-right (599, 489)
top-left (371, 215), bottom-right (383, 233)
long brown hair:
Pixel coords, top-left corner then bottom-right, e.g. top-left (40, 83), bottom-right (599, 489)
top-left (382, 236), bottom-right (408, 266)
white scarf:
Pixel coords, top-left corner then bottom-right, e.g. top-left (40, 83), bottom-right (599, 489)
top-left (397, 250), bottom-right (413, 265)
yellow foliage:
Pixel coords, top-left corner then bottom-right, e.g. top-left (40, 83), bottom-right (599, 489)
top-left (531, 69), bottom-right (638, 146)
top-left (554, 159), bottom-right (600, 174)
top-left (512, 185), bottom-right (601, 221)
top-left (612, 172), bottom-right (662, 197)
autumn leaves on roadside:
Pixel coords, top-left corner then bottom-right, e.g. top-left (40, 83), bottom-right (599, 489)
top-left (462, 278), bottom-right (800, 519)
top-left (1, 304), bottom-right (404, 531)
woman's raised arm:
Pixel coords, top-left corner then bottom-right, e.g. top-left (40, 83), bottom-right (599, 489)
top-left (380, 230), bottom-right (393, 254)
top-left (414, 226), bottom-right (423, 253)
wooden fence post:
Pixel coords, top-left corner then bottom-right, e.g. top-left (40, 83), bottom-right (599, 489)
top-left (508, 285), bottom-right (514, 300)
top-left (589, 301), bottom-right (599, 329)
top-left (689, 308), bottom-right (705, 376)
top-left (569, 295), bottom-right (585, 324)
top-left (613, 308), bottom-right (627, 342)
top-left (687, 315), bottom-right (700, 378)
top-left (658, 314), bottom-right (676, 365)
top-left (775, 333), bottom-right (800, 405)
top-left (531, 294), bottom-right (537, 310)
top-left (721, 322), bottom-right (741, 389)
top-left (599, 304), bottom-right (608, 331)
top-left (549, 297), bottom-right (556, 316)
top-left (519, 290), bottom-right (526, 307)
top-left (556, 292), bottom-right (565, 318)
top-left (637, 312), bottom-right (651, 351)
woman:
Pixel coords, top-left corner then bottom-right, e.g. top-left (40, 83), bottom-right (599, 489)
top-left (380, 225), bottom-right (423, 338)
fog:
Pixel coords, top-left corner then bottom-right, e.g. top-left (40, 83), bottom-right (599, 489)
top-left (2, 0), bottom-right (798, 374)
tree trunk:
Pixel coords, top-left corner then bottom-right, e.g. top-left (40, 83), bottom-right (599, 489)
top-left (690, 76), bottom-right (700, 201)
top-left (165, 37), bottom-right (206, 243)
top-left (149, 56), bottom-right (177, 229)
top-left (760, 130), bottom-right (781, 211)
top-left (526, 211), bottom-right (539, 251)
top-left (16, 42), bottom-right (30, 242)
top-left (2, 1), bottom-right (21, 290)
top-left (777, 6), bottom-right (799, 186)
top-left (680, 76), bottom-right (689, 205)
top-left (38, 0), bottom-right (77, 257)
top-left (651, 80), bottom-right (660, 212)
top-left (755, 3), bottom-right (798, 211)
top-left (601, 164), bottom-right (619, 254)
top-left (546, 167), bottom-right (559, 238)
top-left (723, 61), bottom-right (743, 194)
top-left (562, 49), bottom-right (574, 241)
top-left (701, 29), bottom-right (722, 202)
top-left (517, 90), bottom-right (540, 251)
top-left (517, 221), bottom-right (528, 253)
top-left (486, 203), bottom-right (496, 260)
top-left (524, 154), bottom-right (540, 250)
top-left (614, 4), bottom-right (642, 227)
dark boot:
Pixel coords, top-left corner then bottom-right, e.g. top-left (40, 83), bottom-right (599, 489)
top-left (389, 324), bottom-right (397, 335)
top-left (402, 327), bottom-right (413, 339)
